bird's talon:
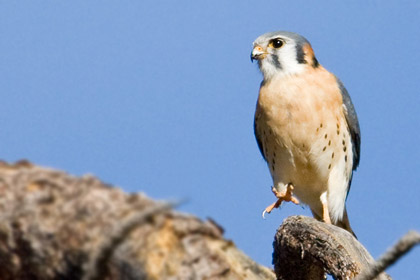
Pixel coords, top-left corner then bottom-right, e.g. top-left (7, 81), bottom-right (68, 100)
top-left (263, 184), bottom-right (299, 217)
top-left (262, 210), bottom-right (268, 219)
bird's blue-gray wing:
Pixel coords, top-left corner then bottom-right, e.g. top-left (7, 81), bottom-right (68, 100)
top-left (254, 113), bottom-right (267, 161)
top-left (337, 78), bottom-right (361, 170)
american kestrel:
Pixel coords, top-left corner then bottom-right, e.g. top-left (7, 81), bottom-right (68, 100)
top-left (251, 31), bottom-right (360, 236)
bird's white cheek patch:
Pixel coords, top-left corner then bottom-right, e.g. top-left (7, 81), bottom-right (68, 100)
top-left (280, 50), bottom-right (306, 74)
top-left (260, 60), bottom-right (280, 80)
top-left (259, 56), bottom-right (306, 81)
top-left (280, 60), bottom-right (306, 77)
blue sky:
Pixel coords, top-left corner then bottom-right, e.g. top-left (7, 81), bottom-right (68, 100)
top-left (1, 1), bottom-right (419, 278)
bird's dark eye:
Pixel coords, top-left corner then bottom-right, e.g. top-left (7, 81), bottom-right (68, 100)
top-left (270, 38), bottom-right (284, 49)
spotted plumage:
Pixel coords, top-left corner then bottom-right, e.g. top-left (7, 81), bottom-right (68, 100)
top-left (251, 31), bottom-right (360, 236)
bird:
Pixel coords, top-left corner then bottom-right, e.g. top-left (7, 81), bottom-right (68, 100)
top-left (251, 31), bottom-right (360, 236)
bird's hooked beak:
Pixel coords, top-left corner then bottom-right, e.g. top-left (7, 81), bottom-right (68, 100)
top-left (251, 45), bottom-right (267, 62)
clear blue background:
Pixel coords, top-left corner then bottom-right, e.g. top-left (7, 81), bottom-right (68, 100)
top-left (1, 1), bottom-right (419, 278)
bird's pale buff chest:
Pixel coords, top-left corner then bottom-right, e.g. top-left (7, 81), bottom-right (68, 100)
top-left (255, 67), bottom-right (353, 208)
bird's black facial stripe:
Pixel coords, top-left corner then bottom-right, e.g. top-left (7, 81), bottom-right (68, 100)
top-left (271, 54), bottom-right (282, 69)
top-left (312, 57), bottom-right (319, 68)
top-left (296, 45), bottom-right (307, 64)
top-left (296, 44), bottom-right (319, 68)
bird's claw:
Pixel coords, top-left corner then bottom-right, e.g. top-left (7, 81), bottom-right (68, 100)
top-left (262, 184), bottom-right (300, 219)
top-left (262, 210), bottom-right (268, 219)
top-left (262, 200), bottom-right (281, 219)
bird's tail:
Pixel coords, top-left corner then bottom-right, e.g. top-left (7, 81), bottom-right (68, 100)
top-left (334, 207), bottom-right (357, 238)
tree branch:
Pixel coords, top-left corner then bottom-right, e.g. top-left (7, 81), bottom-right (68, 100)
top-left (0, 161), bottom-right (275, 279)
top-left (0, 161), bottom-right (416, 280)
top-left (273, 216), bottom-right (391, 280)
top-left (355, 230), bottom-right (420, 280)
top-left (82, 201), bottom-right (176, 280)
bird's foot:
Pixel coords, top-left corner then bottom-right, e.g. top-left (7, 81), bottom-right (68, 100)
top-left (320, 192), bottom-right (332, 224)
top-left (262, 183), bottom-right (299, 219)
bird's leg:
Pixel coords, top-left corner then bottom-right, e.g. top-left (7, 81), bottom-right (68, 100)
top-left (262, 183), bottom-right (299, 218)
top-left (320, 192), bottom-right (332, 224)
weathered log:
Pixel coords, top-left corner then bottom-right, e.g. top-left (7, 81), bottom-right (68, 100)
top-left (0, 161), bottom-right (275, 280)
top-left (273, 215), bottom-right (391, 280)
top-left (0, 160), bottom-right (416, 280)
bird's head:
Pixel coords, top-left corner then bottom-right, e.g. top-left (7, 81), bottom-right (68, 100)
top-left (251, 31), bottom-right (319, 81)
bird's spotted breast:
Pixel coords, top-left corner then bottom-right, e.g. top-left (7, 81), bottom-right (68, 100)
top-left (255, 67), bottom-right (350, 200)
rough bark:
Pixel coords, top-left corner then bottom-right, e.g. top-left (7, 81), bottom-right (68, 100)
top-left (0, 160), bottom-right (415, 280)
top-left (273, 215), bottom-right (391, 280)
top-left (0, 161), bottom-right (275, 280)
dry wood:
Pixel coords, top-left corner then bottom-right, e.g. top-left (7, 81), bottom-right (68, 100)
top-left (0, 161), bottom-right (275, 280)
top-left (0, 160), bottom-right (416, 280)
top-left (273, 215), bottom-right (391, 280)
top-left (355, 230), bottom-right (420, 280)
